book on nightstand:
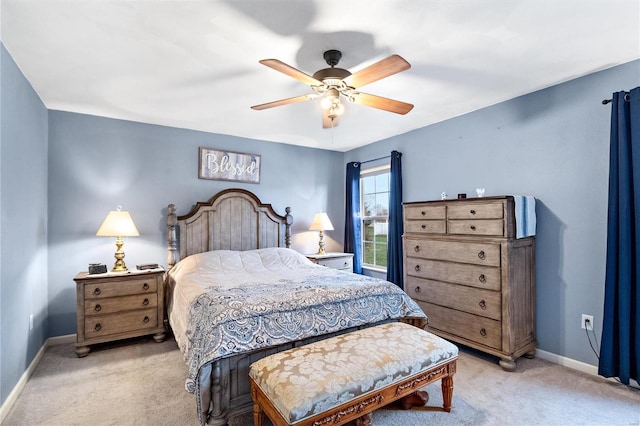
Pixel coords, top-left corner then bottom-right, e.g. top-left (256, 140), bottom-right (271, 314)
top-left (136, 263), bottom-right (159, 270)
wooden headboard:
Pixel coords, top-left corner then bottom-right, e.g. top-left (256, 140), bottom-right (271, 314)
top-left (166, 188), bottom-right (293, 268)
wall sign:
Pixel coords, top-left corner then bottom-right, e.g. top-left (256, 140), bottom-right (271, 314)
top-left (198, 147), bottom-right (261, 184)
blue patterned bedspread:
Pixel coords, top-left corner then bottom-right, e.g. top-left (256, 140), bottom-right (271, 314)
top-left (166, 248), bottom-right (427, 395)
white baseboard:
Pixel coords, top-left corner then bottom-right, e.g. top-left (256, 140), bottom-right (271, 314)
top-left (48, 333), bottom-right (76, 346)
top-left (536, 349), bottom-right (599, 375)
top-left (536, 349), bottom-right (640, 389)
top-left (0, 334), bottom-right (76, 424)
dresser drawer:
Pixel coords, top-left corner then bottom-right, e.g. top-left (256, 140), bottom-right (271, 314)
top-left (448, 219), bottom-right (505, 236)
top-left (85, 308), bottom-right (158, 339)
top-left (421, 302), bottom-right (502, 350)
top-left (406, 277), bottom-right (501, 320)
top-left (404, 205), bottom-right (446, 220)
top-left (85, 294), bottom-right (158, 315)
top-left (404, 220), bottom-right (446, 234)
top-left (447, 202), bottom-right (504, 219)
top-left (405, 238), bottom-right (500, 267)
top-left (406, 258), bottom-right (501, 291)
top-left (84, 278), bottom-right (158, 299)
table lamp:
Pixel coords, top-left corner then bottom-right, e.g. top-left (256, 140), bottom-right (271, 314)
top-left (96, 206), bottom-right (140, 272)
top-left (309, 212), bottom-right (334, 255)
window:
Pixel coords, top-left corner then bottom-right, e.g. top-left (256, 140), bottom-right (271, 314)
top-left (360, 164), bottom-right (390, 269)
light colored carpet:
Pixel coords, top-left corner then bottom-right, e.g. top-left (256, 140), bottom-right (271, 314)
top-left (3, 336), bottom-right (639, 426)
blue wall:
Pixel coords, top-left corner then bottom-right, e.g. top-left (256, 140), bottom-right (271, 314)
top-left (346, 59), bottom-right (640, 366)
top-left (0, 45), bottom-right (49, 404)
top-left (46, 112), bottom-right (345, 336)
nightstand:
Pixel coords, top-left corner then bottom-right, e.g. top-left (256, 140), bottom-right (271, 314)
top-left (74, 268), bottom-right (166, 357)
top-left (306, 253), bottom-right (354, 272)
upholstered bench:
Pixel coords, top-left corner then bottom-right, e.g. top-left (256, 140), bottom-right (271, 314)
top-left (249, 321), bottom-right (458, 426)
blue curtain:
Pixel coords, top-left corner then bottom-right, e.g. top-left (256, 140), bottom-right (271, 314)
top-left (386, 151), bottom-right (403, 288)
top-left (599, 87), bottom-right (640, 385)
top-left (345, 162), bottom-right (362, 274)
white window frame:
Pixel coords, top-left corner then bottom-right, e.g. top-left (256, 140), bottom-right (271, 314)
top-left (360, 163), bottom-right (390, 271)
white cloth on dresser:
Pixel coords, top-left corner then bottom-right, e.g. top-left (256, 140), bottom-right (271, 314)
top-left (513, 195), bottom-right (536, 238)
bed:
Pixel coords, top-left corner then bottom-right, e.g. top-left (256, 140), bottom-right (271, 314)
top-left (165, 188), bottom-right (427, 425)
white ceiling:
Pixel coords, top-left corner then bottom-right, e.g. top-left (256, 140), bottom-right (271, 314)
top-left (2, 1), bottom-right (639, 152)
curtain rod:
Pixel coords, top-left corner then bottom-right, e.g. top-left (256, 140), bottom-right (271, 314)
top-left (602, 92), bottom-right (630, 104)
top-left (360, 155), bottom-right (390, 164)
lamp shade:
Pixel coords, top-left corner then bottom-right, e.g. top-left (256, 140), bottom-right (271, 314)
top-left (96, 208), bottom-right (140, 237)
top-left (309, 212), bottom-right (334, 231)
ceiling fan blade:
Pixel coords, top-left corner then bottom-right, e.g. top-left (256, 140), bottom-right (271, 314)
top-left (259, 59), bottom-right (323, 86)
top-left (343, 55), bottom-right (411, 89)
top-left (352, 92), bottom-right (414, 115)
top-left (251, 94), bottom-right (318, 110)
top-left (322, 110), bottom-right (340, 128)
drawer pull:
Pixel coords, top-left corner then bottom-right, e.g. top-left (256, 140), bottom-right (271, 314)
top-left (478, 250), bottom-right (485, 259)
top-left (421, 211), bottom-right (426, 216)
top-left (143, 298), bottom-right (150, 306)
top-left (93, 288), bottom-right (101, 296)
top-left (478, 274), bottom-right (486, 283)
top-left (470, 225), bottom-right (476, 231)
top-left (414, 264), bottom-right (421, 272)
top-left (470, 209), bottom-right (476, 215)
top-left (414, 245), bottom-right (420, 252)
top-left (94, 304), bottom-right (102, 312)
top-left (94, 323), bottom-right (102, 332)
top-left (421, 224), bottom-right (426, 229)
top-left (143, 316), bottom-right (150, 324)
top-left (414, 286), bottom-right (421, 293)
top-left (479, 300), bottom-right (487, 309)
top-left (143, 282), bottom-right (150, 290)
top-left (480, 328), bottom-right (487, 337)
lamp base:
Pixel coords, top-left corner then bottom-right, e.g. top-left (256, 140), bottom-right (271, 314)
top-left (111, 262), bottom-right (128, 273)
top-left (111, 237), bottom-right (129, 272)
top-left (316, 230), bottom-right (326, 255)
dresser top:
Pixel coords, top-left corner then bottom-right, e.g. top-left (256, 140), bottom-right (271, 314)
top-left (403, 195), bottom-right (513, 206)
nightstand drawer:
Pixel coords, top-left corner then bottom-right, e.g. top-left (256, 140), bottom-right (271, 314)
top-left (85, 308), bottom-right (158, 339)
top-left (84, 278), bottom-right (157, 299)
top-left (85, 294), bottom-right (158, 315)
top-left (306, 253), bottom-right (354, 272)
top-left (317, 257), bottom-right (353, 271)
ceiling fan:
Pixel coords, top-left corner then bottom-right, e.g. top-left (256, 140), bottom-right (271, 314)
top-left (250, 50), bottom-right (414, 128)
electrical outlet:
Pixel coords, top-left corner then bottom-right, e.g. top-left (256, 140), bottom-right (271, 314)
top-left (581, 314), bottom-right (594, 330)
top-left (29, 314), bottom-right (34, 331)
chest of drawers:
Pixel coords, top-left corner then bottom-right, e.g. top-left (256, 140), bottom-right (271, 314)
top-left (306, 253), bottom-right (354, 272)
top-left (74, 268), bottom-right (166, 357)
top-left (403, 196), bottom-right (536, 370)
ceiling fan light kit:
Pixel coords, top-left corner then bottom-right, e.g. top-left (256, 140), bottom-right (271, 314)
top-left (251, 50), bottom-right (413, 128)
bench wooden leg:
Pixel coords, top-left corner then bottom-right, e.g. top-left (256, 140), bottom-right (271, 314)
top-left (253, 401), bottom-right (264, 426)
top-left (442, 375), bottom-right (454, 413)
top-left (251, 385), bottom-right (265, 426)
